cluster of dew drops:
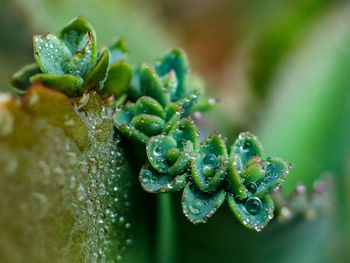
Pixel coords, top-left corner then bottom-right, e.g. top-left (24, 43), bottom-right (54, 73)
top-left (72, 91), bottom-right (133, 263)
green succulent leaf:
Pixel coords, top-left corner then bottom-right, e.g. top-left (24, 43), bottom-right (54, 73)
top-left (227, 153), bottom-right (248, 198)
top-left (230, 132), bottom-right (264, 171)
top-left (33, 33), bottom-right (71, 74)
top-left (227, 194), bottom-right (274, 231)
top-left (182, 183), bottom-right (226, 224)
top-left (191, 133), bottom-right (228, 192)
top-left (108, 38), bottom-right (128, 63)
top-left (113, 103), bottom-right (149, 145)
top-left (139, 163), bottom-right (187, 193)
top-left (30, 73), bottom-right (83, 97)
top-left (10, 63), bottom-right (41, 95)
top-left (252, 157), bottom-right (291, 197)
top-left (140, 63), bottom-right (171, 107)
top-left (63, 32), bottom-right (95, 78)
top-left (163, 103), bottom-right (182, 133)
top-left (168, 140), bottom-right (193, 176)
top-left (155, 49), bottom-right (189, 100)
top-left (176, 90), bottom-right (200, 117)
top-left (146, 135), bottom-right (178, 174)
top-left (102, 60), bottom-right (132, 97)
top-left (81, 47), bottom-right (110, 92)
top-left (168, 118), bottom-right (198, 151)
top-left (131, 114), bottom-right (165, 137)
top-left (128, 68), bottom-right (142, 100)
top-left (59, 16), bottom-right (97, 64)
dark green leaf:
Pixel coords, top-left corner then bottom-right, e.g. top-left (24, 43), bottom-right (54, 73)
top-left (29, 73), bottom-right (83, 97)
top-left (10, 63), bottom-right (41, 95)
top-left (146, 135), bottom-right (177, 173)
top-left (182, 184), bottom-right (226, 224)
top-left (82, 47), bottom-right (110, 92)
top-left (163, 103), bottom-right (182, 133)
top-left (155, 49), bottom-right (189, 100)
top-left (169, 141), bottom-right (193, 176)
top-left (131, 114), bottom-right (165, 137)
top-left (59, 16), bottom-right (97, 61)
top-left (176, 90), bottom-right (200, 117)
top-left (227, 153), bottom-right (248, 198)
top-left (169, 119), bottom-right (198, 151)
top-left (230, 132), bottom-right (264, 171)
top-left (140, 63), bottom-right (170, 107)
top-left (253, 158), bottom-right (291, 198)
top-left (63, 31), bottom-right (95, 77)
top-left (102, 61), bottom-right (132, 98)
top-left (135, 96), bottom-right (165, 119)
top-left (227, 194), bottom-right (274, 231)
top-left (139, 164), bottom-right (187, 193)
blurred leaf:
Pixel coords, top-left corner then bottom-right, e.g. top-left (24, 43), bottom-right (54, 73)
top-left (0, 84), bottom-right (134, 262)
top-left (258, 4), bottom-right (350, 194)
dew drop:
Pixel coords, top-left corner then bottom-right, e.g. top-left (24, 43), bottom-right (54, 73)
top-left (245, 197), bottom-right (262, 215)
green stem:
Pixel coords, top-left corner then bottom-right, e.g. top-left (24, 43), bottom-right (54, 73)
top-left (156, 194), bottom-right (177, 263)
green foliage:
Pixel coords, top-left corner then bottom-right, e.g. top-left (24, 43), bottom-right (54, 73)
top-left (10, 17), bottom-right (131, 98)
top-left (112, 40), bottom-right (292, 230)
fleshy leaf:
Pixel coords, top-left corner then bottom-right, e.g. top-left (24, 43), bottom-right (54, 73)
top-left (182, 184), bottom-right (226, 224)
top-left (33, 34), bottom-right (71, 74)
top-left (135, 96), bottom-right (166, 119)
top-left (108, 38), bottom-right (128, 63)
top-left (102, 61), bottom-right (132, 97)
top-left (227, 194), bottom-right (274, 231)
top-left (163, 103), bottom-right (182, 133)
top-left (113, 103), bottom-right (149, 145)
top-left (230, 132), bottom-right (264, 171)
top-left (59, 16), bottom-right (97, 63)
top-left (82, 47), bottom-right (110, 92)
top-left (10, 63), bottom-right (41, 95)
top-left (139, 163), bottom-right (187, 193)
top-left (176, 90), bottom-right (200, 117)
top-left (253, 157), bottom-right (291, 197)
top-left (63, 31), bottom-right (95, 77)
top-left (128, 68), bottom-right (142, 100)
top-left (113, 97), bottom-right (168, 145)
top-left (30, 74), bottom-right (83, 97)
top-left (227, 153), bottom-right (248, 198)
top-left (191, 133), bottom-right (228, 192)
top-left (169, 119), bottom-right (198, 151)
top-left (169, 140), bottom-right (193, 176)
top-left (131, 114), bottom-right (165, 137)
top-left (155, 49), bottom-right (189, 100)
top-left (146, 135), bottom-right (177, 173)
top-left (140, 63), bottom-right (171, 107)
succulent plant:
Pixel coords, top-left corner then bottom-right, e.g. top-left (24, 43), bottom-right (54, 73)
top-left (10, 17), bottom-right (131, 98)
top-left (128, 49), bottom-right (201, 116)
top-left (7, 16), bottom-right (292, 237)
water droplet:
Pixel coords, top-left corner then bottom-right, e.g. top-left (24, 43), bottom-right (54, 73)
top-left (188, 200), bottom-right (203, 215)
top-left (246, 182), bottom-right (257, 193)
top-left (245, 197), bottom-right (262, 215)
top-left (154, 145), bottom-right (164, 156)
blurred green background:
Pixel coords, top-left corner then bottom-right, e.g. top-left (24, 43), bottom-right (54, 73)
top-left (1, 0), bottom-right (350, 262)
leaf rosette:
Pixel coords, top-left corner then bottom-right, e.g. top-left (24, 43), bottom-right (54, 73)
top-left (10, 17), bottom-right (131, 97)
top-left (113, 96), bottom-right (183, 145)
top-left (227, 132), bottom-right (291, 230)
top-left (129, 49), bottom-right (201, 116)
top-left (139, 119), bottom-right (198, 193)
top-left (182, 133), bottom-right (228, 223)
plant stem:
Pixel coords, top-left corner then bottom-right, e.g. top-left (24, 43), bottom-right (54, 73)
top-left (156, 194), bottom-right (177, 263)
